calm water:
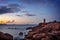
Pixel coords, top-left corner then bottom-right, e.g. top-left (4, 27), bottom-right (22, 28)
top-left (0, 25), bottom-right (36, 40)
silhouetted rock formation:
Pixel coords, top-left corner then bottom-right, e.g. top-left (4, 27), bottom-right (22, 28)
top-left (25, 20), bottom-right (60, 40)
top-left (19, 32), bottom-right (23, 36)
top-left (0, 32), bottom-right (13, 40)
top-left (26, 27), bottom-right (33, 30)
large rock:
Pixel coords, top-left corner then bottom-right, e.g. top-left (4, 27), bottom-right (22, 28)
top-left (0, 32), bottom-right (13, 40)
top-left (25, 21), bottom-right (60, 40)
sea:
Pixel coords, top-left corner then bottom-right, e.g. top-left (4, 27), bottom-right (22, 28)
top-left (0, 24), bottom-right (36, 40)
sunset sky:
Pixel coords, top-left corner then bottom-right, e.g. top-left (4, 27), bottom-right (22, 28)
top-left (0, 0), bottom-right (60, 24)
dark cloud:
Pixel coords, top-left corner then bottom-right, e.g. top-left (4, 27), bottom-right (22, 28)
top-left (0, 6), bottom-right (11, 14)
top-left (0, 3), bottom-right (21, 14)
top-left (25, 13), bottom-right (36, 16)
top-left (16, 15), bottom-right (21, 16)
top-left (8, 3), bottom-right (21, 11)
top-left (7, 20), bottom-right (15, 23)
top-left (22, 11), bottom-right (29, 13)
top-left (7, 21), bottom-right (11, 23)
top-left (12, 20), bottom-right (15, 22)
top-left (22, 11), bottom-right (36, 16)
top-left (7, 3), bottom-right (21, 12)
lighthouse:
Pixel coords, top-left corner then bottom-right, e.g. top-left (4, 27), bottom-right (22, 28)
top-left (44, 18), bottom-right (46, 23)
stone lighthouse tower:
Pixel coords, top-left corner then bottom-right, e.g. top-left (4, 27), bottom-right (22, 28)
top-left (44, 18), bottom-right (46, 23)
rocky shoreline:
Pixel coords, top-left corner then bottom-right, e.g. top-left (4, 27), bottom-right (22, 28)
top-left (0, 31), bottom-right (25, 40)
top-left (0, 32), bottom-right (13, 40)
top-left (25, 20), bottom-right (60, 40)
top-left (0, 19), bottom-right (60, 40)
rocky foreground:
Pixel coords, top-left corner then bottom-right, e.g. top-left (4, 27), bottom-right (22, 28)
top-left (0, 32), bottom-right (13, 40)
top-left (25, 20), bottom-right (60, 40)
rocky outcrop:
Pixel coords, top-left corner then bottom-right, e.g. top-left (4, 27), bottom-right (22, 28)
top-left (19, 32), bottom-right (23, 36)
top-left (25, 21), bottom-right (60, 40)
top-left (0, 32), bottom-right (13, 40)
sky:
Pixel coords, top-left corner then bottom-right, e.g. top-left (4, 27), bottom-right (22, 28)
top-left (0, 0), bottom-right (60, 24)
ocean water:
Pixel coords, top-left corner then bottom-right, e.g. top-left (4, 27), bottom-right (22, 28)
top-left (0, 25), bottom-right (36, 40)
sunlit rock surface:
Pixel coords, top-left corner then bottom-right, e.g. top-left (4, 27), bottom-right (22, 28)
top-left (25, 20), bottom-right (60, 40)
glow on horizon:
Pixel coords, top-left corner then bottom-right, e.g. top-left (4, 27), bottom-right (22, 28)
top-left (0, 14), bottom-right (40, 24)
